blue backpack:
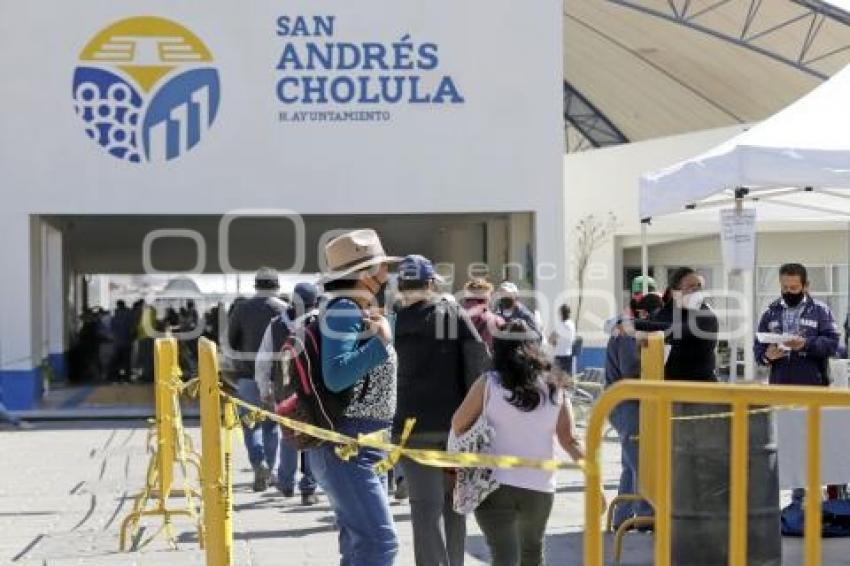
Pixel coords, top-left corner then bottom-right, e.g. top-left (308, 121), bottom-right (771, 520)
top-left (781, 499), bottom-right (850, 537)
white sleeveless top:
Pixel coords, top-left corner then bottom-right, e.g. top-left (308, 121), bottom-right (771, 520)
top-left (485, 372), bottom-right (561, 493)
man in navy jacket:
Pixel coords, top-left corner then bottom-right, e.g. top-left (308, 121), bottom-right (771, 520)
top-left (754, 263), bottom-right (839, 386)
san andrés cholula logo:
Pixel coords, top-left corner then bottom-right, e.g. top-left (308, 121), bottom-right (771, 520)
top-left (73, 16), bottom-right (221, 163)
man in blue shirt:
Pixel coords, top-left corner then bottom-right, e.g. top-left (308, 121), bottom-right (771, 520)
top-left (755, 263), bottom-right (839, 504)
top-left (755, 263), bottom-right (839, 386)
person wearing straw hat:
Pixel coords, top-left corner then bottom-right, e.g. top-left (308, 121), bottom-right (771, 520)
top-left (307, 229), bottom-right (401, 566)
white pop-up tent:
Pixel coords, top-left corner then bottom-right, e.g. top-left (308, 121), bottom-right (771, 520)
top-left (640, 62), bottom-right (850, 222)
top-left (638, 63), bottom-right (850, 381)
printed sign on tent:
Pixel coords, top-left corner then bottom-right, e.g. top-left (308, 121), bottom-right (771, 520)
top-left (720, 208), bottom-right (756, 271)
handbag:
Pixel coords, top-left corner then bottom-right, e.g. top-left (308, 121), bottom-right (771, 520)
top-left (448, 374), bottom-right (500, 514)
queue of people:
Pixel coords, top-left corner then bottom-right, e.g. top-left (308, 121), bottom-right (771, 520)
top-left (221, 229), bottom-right (578, 566)
top-left (60, 232), bottom-right (850, 566)
top-left (69, 298), bottom-right (208, 384)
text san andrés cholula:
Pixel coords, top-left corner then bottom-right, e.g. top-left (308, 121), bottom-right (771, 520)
top-left (275, 15), bottom-right (465, 123)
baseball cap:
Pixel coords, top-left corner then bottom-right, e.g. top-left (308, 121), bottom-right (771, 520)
top-left (255, 267), bottom-right (280, 289)
top-left (398, 254), bottom-right (444, 283)
top-left (630, 275), bottom-right (657, 295)
top-left (498, 281), bottom-right (519, 294)
top-left (293, 282), bottom-right (319, 308)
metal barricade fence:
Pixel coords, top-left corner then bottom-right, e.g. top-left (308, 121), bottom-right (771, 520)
top-left (583, 376), bottom-right (850, 566)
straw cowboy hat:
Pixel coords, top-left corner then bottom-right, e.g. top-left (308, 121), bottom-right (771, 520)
top-left (319, 229), bottom-right (401, 284)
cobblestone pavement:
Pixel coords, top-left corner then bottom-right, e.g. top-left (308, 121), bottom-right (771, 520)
top-left (1, 420), bottom-right (848, 565)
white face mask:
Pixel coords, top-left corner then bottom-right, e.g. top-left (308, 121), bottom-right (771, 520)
top-left (682, 291), bottom-right (706, 310)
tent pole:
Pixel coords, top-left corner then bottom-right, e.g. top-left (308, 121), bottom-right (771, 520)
top-left (846, 221), bottom-right (849, 355)
top-left (641, 219), bottom-right (650, 294)
top-left (734, 188), bottom-right (756, 383)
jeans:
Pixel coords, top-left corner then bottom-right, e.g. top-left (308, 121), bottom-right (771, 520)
top-left (609, 400), bottom-right (653, 526)
top-left (308, 417), bottom-right (398, 566)
top-left (554, 356), bottom-right (573, 374)
top-left (110, 343), bottom-right (132, 382)
top-left (401, 459), bottom-right (466, 566)
top-left (474, 484), bottom-right (554, 566)
top-left (278, 437), bottom-right (317, 494)
top-left (236, 378), bottom-right (280, 471)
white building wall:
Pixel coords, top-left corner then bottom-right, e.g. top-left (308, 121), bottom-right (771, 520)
top-left (0, 0), bottom-right (564, 406)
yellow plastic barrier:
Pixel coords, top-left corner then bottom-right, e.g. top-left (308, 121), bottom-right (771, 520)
top-left (605, 332), bottom-right (663, 561)
top-left (584, 380), bottom-right (850, 566)
top-left (638, 332), bottom-right (664, 504)
top-left (120, 337), bottom-right (203, 551)
top-left (198, 337), bottom-right (235, 566)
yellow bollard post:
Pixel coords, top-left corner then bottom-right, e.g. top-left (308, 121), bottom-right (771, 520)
top-left (607, 331), bottom-right (665, 564)
top-left (167, 343), bottom-right (205, 548)
top-left (805, 406), bottom-right (822, 566)
top-left (638, 332), bottom-right (664, 507)
top-left (119, 337), bottom-right (200, 551)
top-left (728, 400), bottom-right (749, 565)
top-left (156, 339), bottom-right (176, 505)
top-left (222, 395), bottom-right (236, 554)
top-left (198, 337), bottom-right (233, 566)
top-left (654, 399), bottom-right (672, 566)
top-left (640, 332), bottom-right (665, 381)
top-left (583, 456), bottom-right (604, 564)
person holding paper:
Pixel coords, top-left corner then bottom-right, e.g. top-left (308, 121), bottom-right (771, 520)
top-left (633, 267), bottom-right (719, 381)
top-left (754, 263), bottom-right (839, 386)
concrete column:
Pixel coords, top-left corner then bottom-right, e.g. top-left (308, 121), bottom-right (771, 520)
top-left (43, 222), bottom-right (66, 380)
top-left (0, 214), bottom-right (41, 409)
top-left (534, 207), bottom-right (567, 341)
top-left (485, 217), bottom-right (509, 283)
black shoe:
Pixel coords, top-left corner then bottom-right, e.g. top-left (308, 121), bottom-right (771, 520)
top-left (301, 493), bottom-right (319, 506)
top-left (394, 478), bottom-right (409, 501)
top-left (252, 464), bottom-right (271, 492)
top-left (278, 486), bottom-right (294, 498)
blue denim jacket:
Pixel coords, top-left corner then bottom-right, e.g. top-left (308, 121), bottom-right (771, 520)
top-left (754, 296), bottom-right (839, 386)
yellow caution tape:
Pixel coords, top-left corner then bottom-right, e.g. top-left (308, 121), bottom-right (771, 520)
top-left (223, 393), bottom-right (583, 473)
top-left (164, 375), bottom-right (201, 399)
top-left (669, 405), bottom-right (799, 422)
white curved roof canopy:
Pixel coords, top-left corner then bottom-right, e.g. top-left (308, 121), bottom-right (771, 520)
top-left (564, 0), bottom-right (850, 150)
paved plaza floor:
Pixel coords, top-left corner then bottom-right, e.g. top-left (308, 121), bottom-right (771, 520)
top-left (2, 420), bottom-right (850, 565)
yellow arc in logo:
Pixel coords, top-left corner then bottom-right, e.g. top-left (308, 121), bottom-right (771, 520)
top-left (79, 16), bottom-right (212, 92)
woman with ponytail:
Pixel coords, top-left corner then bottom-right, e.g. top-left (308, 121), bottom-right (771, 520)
top-left (451, 320), bottom-right (584, 566)
top-left (634, 266), bottom-right (719, 381)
